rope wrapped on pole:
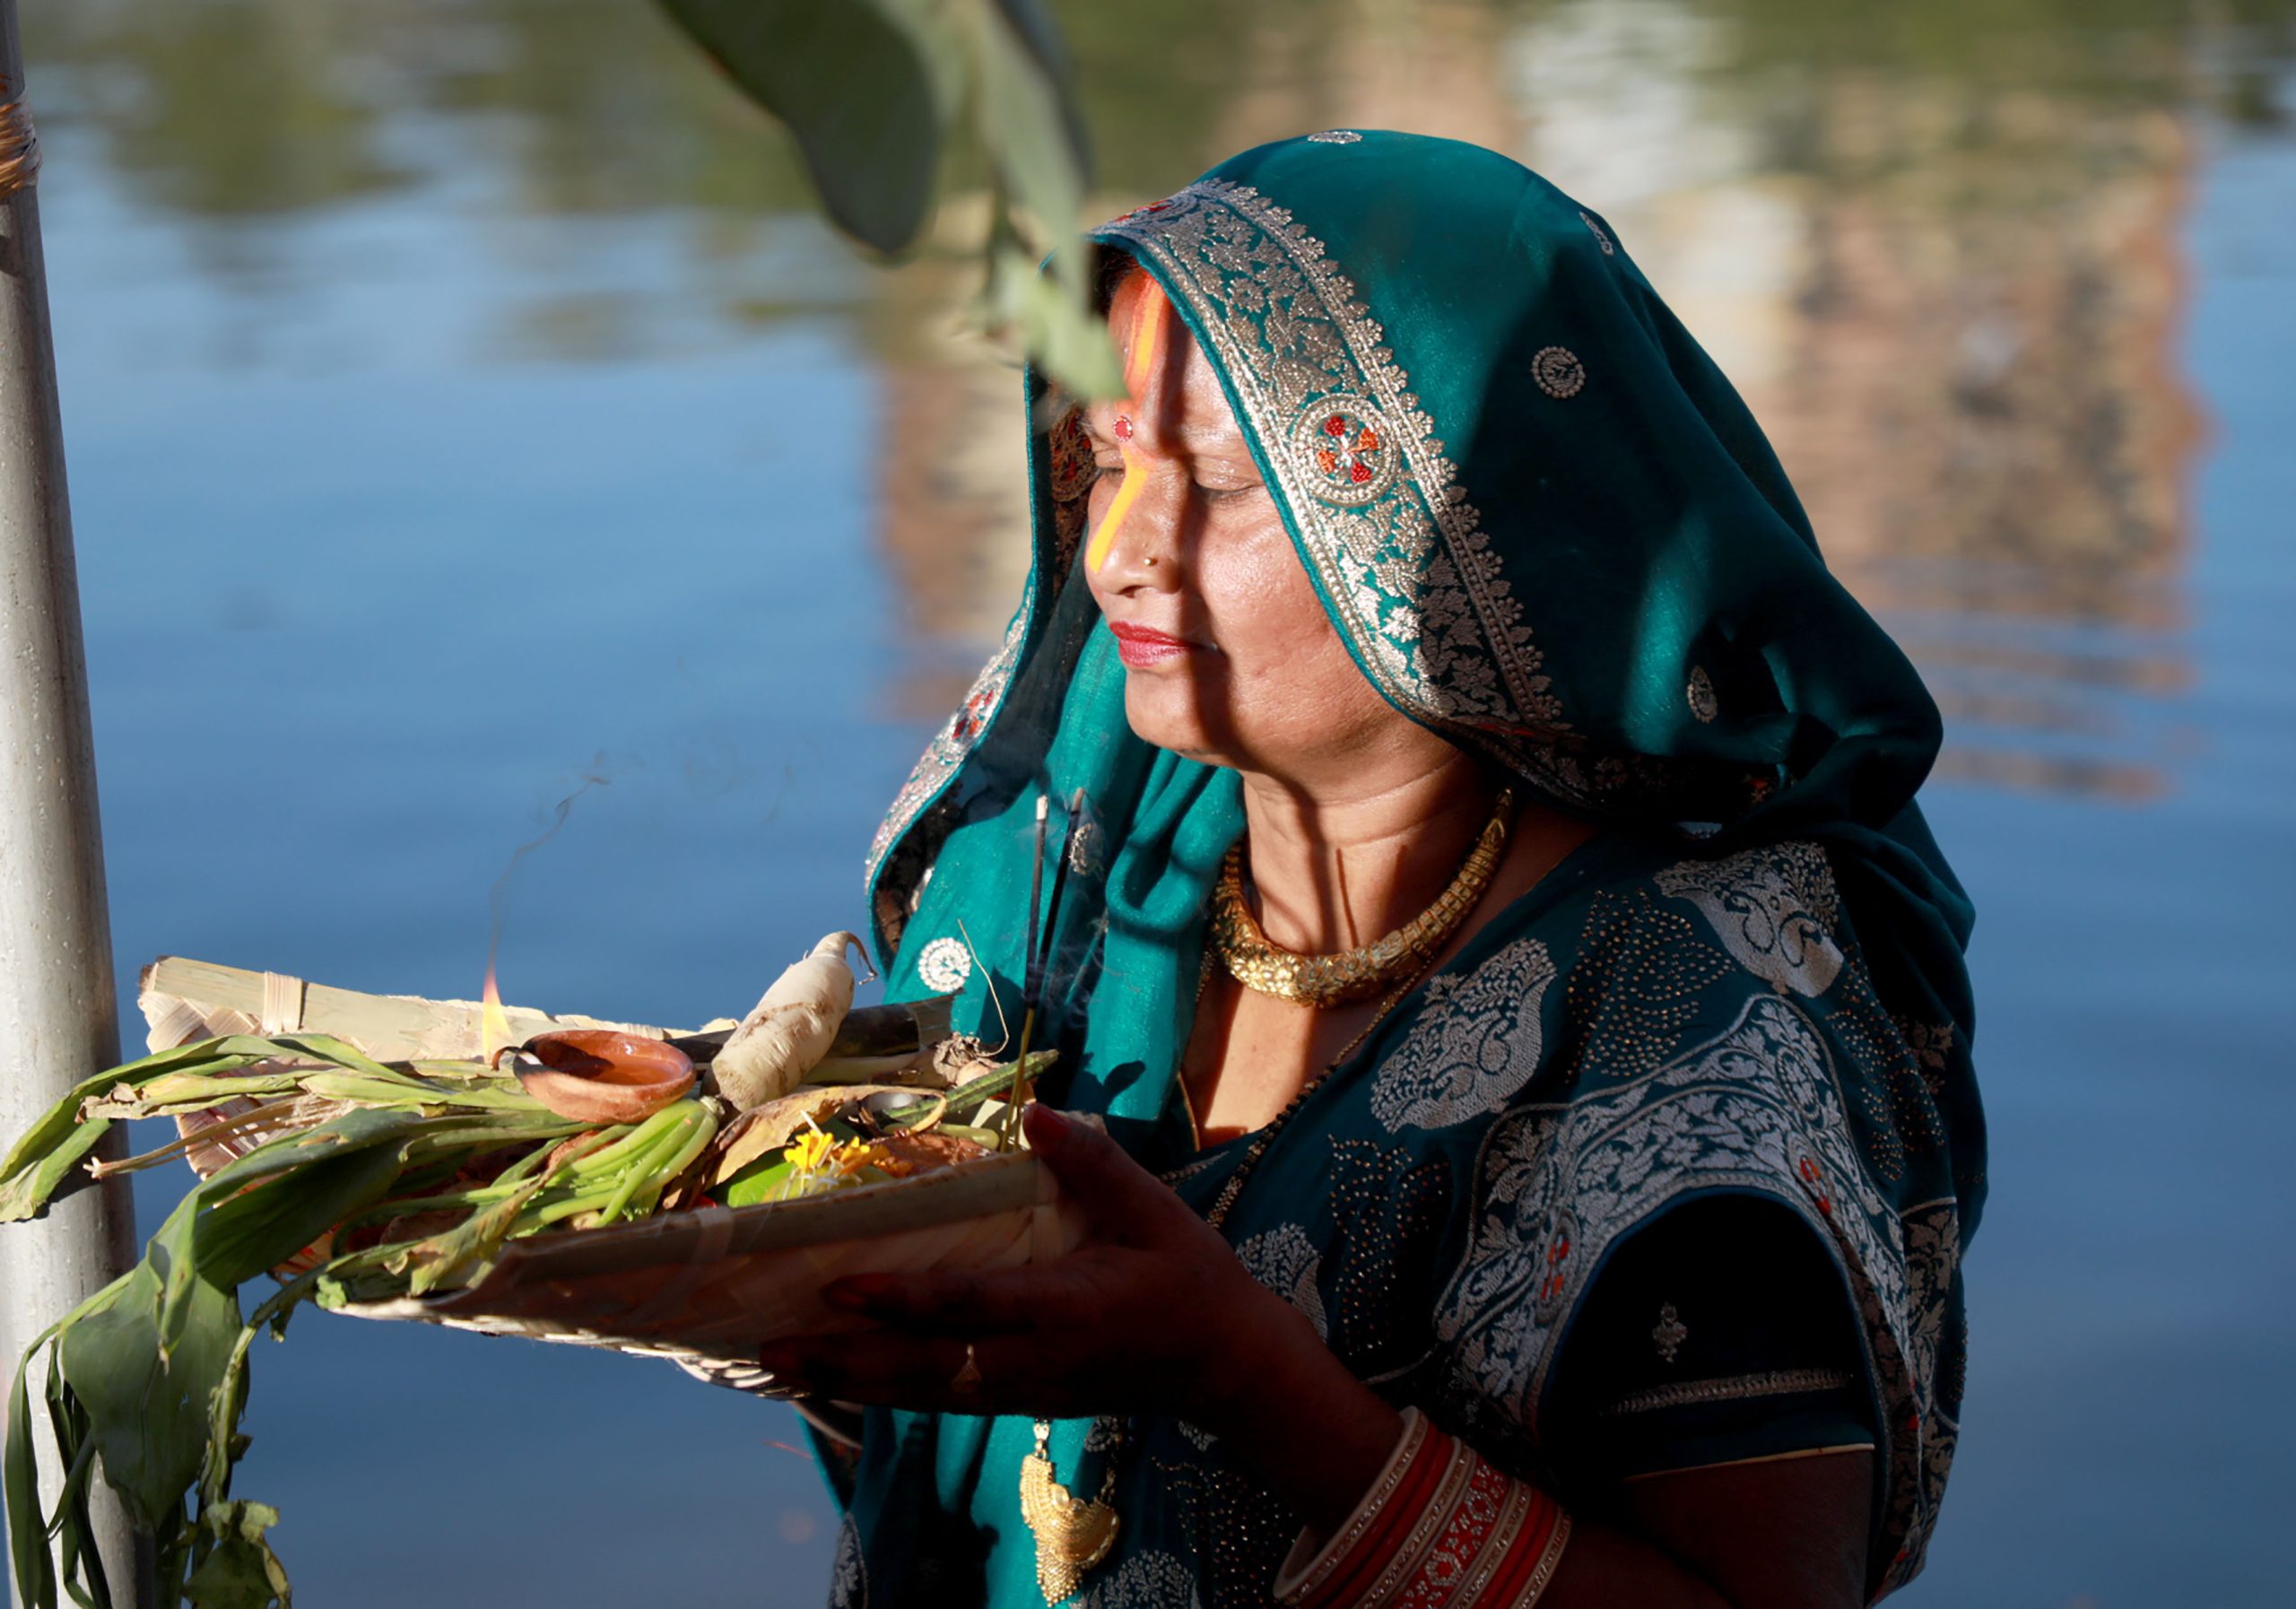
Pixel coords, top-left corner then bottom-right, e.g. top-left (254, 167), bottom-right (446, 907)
top-left (0, 79), bottom-right (38, 198)
top-left (0, 3), bottom-right (152, 1602)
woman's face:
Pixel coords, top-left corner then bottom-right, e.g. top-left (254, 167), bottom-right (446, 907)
top-left (1079, 274), bottom-right (1413, 787)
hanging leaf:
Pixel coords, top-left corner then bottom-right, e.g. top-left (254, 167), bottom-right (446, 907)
top-left (656, 0), bottom-right (962, 254)
top-left (988, 242), bottom-right (1124, 399)
top-left (967, 2), bottom-right (1087, 264)
top-left (654, 0), bottom-right (1118, 397)
top-left (968, 2), bottom-right (1121, 396)
top-left (5, 1334), bottom-right (58, 1609)
top-left (183, 1502), bottom-right (290, 1609)
top-left (56, 1264), bottom-right (236, 1537)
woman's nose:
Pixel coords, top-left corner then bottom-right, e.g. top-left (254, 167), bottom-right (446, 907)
top-left (1091, 464), bottom-right (1189, 592)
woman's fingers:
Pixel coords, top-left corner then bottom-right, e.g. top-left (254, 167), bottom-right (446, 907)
top-left (759, 1330), bottom-right (1075, 1415)
top-left (1022, 1106), bottom-right (1197, 1238)
top-left (757, 1331), bottom-right (955, 1404)
top-left (822, 1265), bottom-right (1077, 1333)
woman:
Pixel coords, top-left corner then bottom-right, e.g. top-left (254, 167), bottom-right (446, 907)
top-left (755, 132), bottom-right (1983, 1608)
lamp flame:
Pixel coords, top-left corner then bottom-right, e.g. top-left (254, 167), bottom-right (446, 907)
top-left (481, 960), bottom-right (515, 1062)
top-left (480, 763), bottom-right (610, 1063)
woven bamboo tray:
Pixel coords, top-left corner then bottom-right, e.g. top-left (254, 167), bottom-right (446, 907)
top-left (341, 1151), bottom-right (1080, 1366)
top-left (135, 957), bottom-right (1079, 1374)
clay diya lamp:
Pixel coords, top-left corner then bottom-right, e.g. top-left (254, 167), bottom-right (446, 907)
top-left (491, 1030), bottom-right (695, 1125)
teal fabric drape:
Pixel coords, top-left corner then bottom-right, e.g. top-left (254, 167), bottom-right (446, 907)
top-left (833, 131), bottom-right (1984, 1607)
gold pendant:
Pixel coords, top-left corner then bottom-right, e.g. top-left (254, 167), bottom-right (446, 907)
top-left (1019, 1421), bottom-right (1119, 1605)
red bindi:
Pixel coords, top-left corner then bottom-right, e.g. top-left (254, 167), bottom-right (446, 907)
top-left (1113, 415), bottom-right (1135, 440)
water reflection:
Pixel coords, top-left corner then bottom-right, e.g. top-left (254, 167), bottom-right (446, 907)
top-left (866, 0), bottom-right (2289, 799)
top-left (1506, 0), bottom-right (2215, 797)
top-left (28, 0), bottom-right (2293, 804)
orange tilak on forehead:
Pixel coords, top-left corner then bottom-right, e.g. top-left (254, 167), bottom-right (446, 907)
top-left (1085, 278), bottom-right (1175, 573)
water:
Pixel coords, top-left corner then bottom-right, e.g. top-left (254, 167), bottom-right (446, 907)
top-left (17, 1), bottom-right (2296, 1604)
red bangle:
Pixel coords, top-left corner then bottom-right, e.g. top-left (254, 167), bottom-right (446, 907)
top-left (1280, 1411), bottom-right (1444, 1605)
top-left (1275, 1409), bottom-right (1572, 1609)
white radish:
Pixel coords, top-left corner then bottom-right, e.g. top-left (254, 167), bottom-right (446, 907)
top-left (711, 933), bottom-right (868, 1109)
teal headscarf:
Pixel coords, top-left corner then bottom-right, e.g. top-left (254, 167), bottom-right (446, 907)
top-left (847, 131), bottom-right (1982, 1603)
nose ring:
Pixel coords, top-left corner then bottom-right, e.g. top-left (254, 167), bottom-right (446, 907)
top-left (1144, 555), bottom-right (1159, 567)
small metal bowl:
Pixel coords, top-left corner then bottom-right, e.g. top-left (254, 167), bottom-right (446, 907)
top-left (839, 1088), bottom-right (944, 1136)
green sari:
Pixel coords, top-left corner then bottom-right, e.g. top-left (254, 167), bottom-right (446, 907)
top-left (831, 130), bottom-right (1982, 1606)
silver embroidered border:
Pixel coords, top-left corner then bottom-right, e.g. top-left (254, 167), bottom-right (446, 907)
top-left (1098, 179), bottom-right (1563, 744)
top-left (1598, 1367), bottom-right (1858, 1418)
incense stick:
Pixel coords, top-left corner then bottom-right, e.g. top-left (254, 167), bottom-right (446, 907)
top-left (1004, 797), bottom-right (1052, 1146)
top-left (1005, 788), bottom-right (1088, 1144)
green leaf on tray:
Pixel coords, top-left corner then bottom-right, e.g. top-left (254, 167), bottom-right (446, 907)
top-left (0, 1117), bottom-right (114, 1224)
top-left (394, 1181), bottom-right (543, 1297)
top-left (190, 1143), bottom-right (404, 1295)
top-left (718, 1155), bottom-right (797, 1208)
top-left (5, 1030), bottom-right (1045, 1604)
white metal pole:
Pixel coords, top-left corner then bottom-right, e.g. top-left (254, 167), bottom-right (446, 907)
top-left (0, 4), bottom-right (150, 1602)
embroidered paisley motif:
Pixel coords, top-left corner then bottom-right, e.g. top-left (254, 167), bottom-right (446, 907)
top-left (1233, 1223), bottom-right (1329, 1340)
top-left (1081, 1549), bottom-right (1205, 1609)
top-left (1370, 938), bottom-right (1556, 1131)
top-left (1655, 843), bottom-right (1846, 996)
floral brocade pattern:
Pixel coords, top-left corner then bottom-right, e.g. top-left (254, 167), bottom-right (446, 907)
top-left (839, 831), bottom-right (1970, 1605)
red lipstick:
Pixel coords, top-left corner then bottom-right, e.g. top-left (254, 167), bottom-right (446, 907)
top-left (1109, 622), bottom-right (1204, 669)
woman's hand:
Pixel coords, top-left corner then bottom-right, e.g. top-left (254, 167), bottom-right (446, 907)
top-left (758, 1105), bottom-right (1408, 1533)
top-left (756, 1105), bottom-right (1307, 1431)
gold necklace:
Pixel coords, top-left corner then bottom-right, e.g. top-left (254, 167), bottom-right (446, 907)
top-left (1211, 787), bottom-right (1515, 1007)
top-left (1020, 1417), bottom-right (1121, 1604)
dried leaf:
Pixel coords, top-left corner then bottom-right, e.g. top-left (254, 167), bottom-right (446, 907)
top-left (706, 1090), bottom-right (851, 1185)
